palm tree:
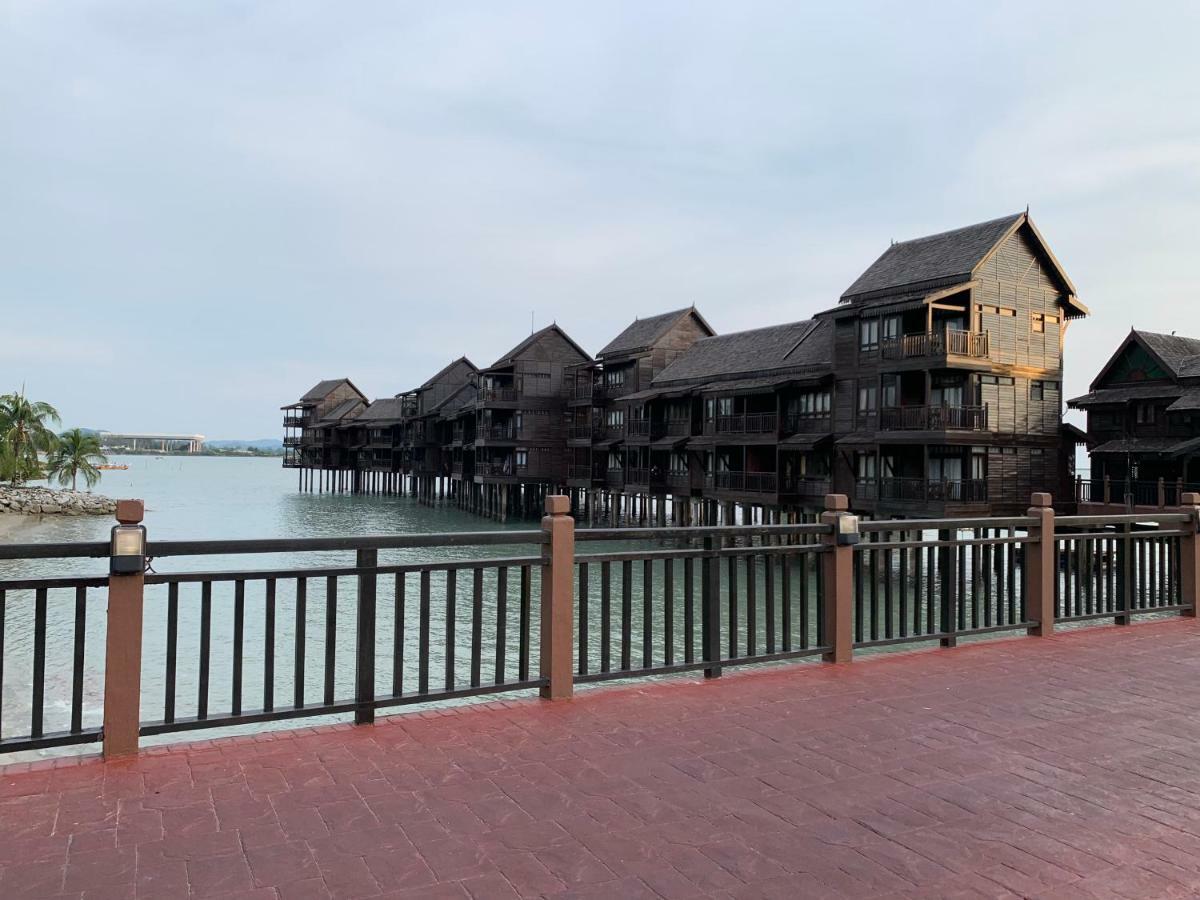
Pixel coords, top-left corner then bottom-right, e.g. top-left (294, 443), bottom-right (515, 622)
top-left (47, 428), bottom-right (108, 492)
top-left (0, 391), bottom-right (60, 485)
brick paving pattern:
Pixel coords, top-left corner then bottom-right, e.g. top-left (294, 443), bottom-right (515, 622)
top-left (5, 619), bottom-right (1200, 898)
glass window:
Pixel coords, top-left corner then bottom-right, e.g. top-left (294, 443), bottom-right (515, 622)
top-left (881, 375), bottom-right (898, 409)
top-left (882, 316), bottom-right (900, 341)
top-left (858, 383), bottom-right (877, 413)
top-left (1030, 381), bottom-right (1044, 401)
top-left (859, 319), bottom-right (880, 351)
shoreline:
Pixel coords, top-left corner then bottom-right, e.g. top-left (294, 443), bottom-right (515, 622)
top-left (0, 485), bottom-right (117, 517)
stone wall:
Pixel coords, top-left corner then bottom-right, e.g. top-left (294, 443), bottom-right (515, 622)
top-left (0, 486), bottom-right (117, 516)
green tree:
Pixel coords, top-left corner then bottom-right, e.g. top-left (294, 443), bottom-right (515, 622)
top-left (0, 391), bottom-right (60, 485)
top-left (47, 428), bottom-right (108, 492)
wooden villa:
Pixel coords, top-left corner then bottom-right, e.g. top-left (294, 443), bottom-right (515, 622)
top-left (1070, 329), bottom-right (1200, 511)
top-left (284, 211), bottom-right (1087, 522)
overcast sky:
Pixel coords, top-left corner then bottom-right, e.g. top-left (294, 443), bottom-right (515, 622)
top-left (2, 1), bottom-right (1198, 438)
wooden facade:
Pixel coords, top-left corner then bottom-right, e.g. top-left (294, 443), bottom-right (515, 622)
top-left (1069, 329), bottom-right (1200, 510)
top-left (285, 212), bottom-right (1086, 520)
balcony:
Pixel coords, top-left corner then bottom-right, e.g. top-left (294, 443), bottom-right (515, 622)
top-left (713, 413), bottom-right (778, 436)
top-left (626, 467), bottom-right (650, 487)
top-left (478, 424), bottom-right (516, 441)
top-left (573, 383), bottom-right (605, 403)
top-left (478, 387), bottom-right (518, 404)
top-left (282, 413), bottom-right (309, 428)
top-left (881, 331), bottom-right (989, 361)
top-left (567, 464), bottom-right (596, 483)
top-left (879, 405), bottom-right (988, 432)
top-left (605, 469), bottom-right (625, 488)
top-left (568, 425), bottom-right (593, 441)
top-left (875, 478), bottom-right (989, 503)
top-left (708, 471), bottom-right (778, 493)
top-left (627, 420), bottom-right (651, 438)
top-left (781, 477), bottom-right (831, 498)
top-left (283, 435), bottom-right (301, 447)
top-left (782, 414), bottom-right (831, 434)
top-left (653, 419), bottom-right (691, 439)
top-left (665, 471), bottom-right (690, 491)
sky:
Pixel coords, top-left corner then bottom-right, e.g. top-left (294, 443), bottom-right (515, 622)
top-left (2, 1), bottom-right (1198, 439)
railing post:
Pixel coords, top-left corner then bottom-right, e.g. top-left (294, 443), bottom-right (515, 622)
top-left (820, 494), bottom-right (854, 663)
top-left (1103, 475), bottom-right (1111, 505)
top-left (1024, 493), bottom-right (1056, 636)
top-left (540, 495), bottom-right (574, 699)
top-left (701, 534), bottom-right (722, 678)
top-left (103, 500), bottom-right (145, 760)
top-left (1180, 493), bottom-right (1200, 616)
top-left (355, 548), bottom-right (377, 724)
top-left (1158, 478), bottom-right (1166, 508)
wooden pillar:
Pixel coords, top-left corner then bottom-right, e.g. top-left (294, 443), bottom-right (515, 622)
top-left (820, 494), bottom-right (854, 664)
top-left (540, 496), bottom-right (575, 700)
top-left (103, 500), bottom-right (146, 759)
top-left (1024, 492), bottom-right (1056, 636)
top-left (1181, 493), bottom-right (1200, 616)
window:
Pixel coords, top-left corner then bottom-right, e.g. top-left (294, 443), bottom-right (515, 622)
top-left (605, 409), bottom-right (624, 428)
top-left (604, 368), bottom-right (626, 387)
top-left (716, 397), bottom-right (734, 417)
top-left (882, 316), bottom-right (901, 341)
top-left (976, 304), bottom-right (1017, 317)
top-left (704, 398), bottom-right (716, 422)
top-left (1136, 403), bottom-right (1157, 424)
top-left (515, 450), bottom-right (528, 468)
top-left (856, 452), bottom-right (877, 480)
top-left (1031, 312), bottom-right (1059, 333)
top-left (669, 452), bottom-right (688, 475)
top-left (858, 383), bottom-right (878, 413)
top-left (607, 451), bottom-right (622, 471)
top-left (791, 390), bottom-right (831, 416)
top-left (881, 375), bottom-right (898, 409)
top-left (859, 319), bottom-right (880, 351)
top-left (514, 412), bottom-right (523, 433)
top-left (1030, 381), bottom-right (1044, 401)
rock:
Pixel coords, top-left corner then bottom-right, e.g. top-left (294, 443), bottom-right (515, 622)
top-left (0, 485), bottom-right (117, 517)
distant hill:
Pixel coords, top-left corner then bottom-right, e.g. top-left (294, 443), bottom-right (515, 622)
top-left (206, 439), bottom-right (284, 450)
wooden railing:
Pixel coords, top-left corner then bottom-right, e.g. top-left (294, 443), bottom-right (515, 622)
top-left (709, 471), bottom-right (778, 493)
top-left (879, 404), bottom-right (988, 431)
top-left (714, 413), bottom-right (777, 435)
top-left (1078, 478), bottom-right (1200, 509)
top-left (627, 420), bottom-right (651, 437)
top-left (881, 330), bottom-right (989, 360)
top-left (876, 477), bottom-right (989, 503)
top-left (782, 414), bottom-right (831, 434)
top-left (656, 419), bottom-right (691, 438)
top-left (479, 387), bottom-right (518, 403)
top-left (567, 425), bottom-right (593, 441)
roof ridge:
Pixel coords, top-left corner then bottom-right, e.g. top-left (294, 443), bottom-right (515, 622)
top-left (891, 212), bottom-right (1023, 247)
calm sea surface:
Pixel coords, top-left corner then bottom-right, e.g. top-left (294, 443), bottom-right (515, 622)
top-left (0, 456), bottom-right (558, 757)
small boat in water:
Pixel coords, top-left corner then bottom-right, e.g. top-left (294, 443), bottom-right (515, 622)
top-left (98, 464), bottom-right (129, 470)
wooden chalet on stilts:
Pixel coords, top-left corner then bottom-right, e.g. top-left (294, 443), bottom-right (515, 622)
top-left (1070, 330), bottom-right (1200, 512)
top-left (284, 211), bottom-right (1088, 521)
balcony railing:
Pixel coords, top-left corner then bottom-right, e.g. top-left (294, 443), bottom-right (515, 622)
top-left (568, 425), bottom-right (593, 441)
top-left (782, 414), bottom-right (831, 434)
top-left (879, 405), bottom-right (988, 432)
top-left (708, 471), bottom-right (778, 493)
top-left (881, 330), bottom-right (989, 360)
top-left (573, 382), bottom-right (604, 402)
top-left (782, 477), bottom-right (831, 497)
top-left (655, 419), bottom-right (691, 438)
top-left (714, 413), bottom-right (778, 435)
top-left (567, 464), bottom-right (596, 482)
top-left (874, 478), bottom-right (989, 503)
top-left (626, 467), bottom-right (650, 486)
top-left (479, 388), bottom-right (518, 403)
top-left (666, 471), bottom-right (690, 489)
top-left (282, 414), bottom-right (309, 428)
top-left (627, 420), bottom-right (651, 438)
top-left (480, 424), bottom-right (515, 441)
top-left (1078, 478), bottom-right (1200, 508)
top-left (283, 435), bottom-right (301, 447)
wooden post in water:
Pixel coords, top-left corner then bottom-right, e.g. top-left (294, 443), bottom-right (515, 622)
top-left (103, 499), bottom-right (146, 759)
top-left (539, 495), bottom-right (575, 700)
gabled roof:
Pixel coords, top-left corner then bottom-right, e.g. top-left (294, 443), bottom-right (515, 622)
top-left (652, 319), bottom-right (831, 386)
top-left (598, 307), bottom-right (715, 358)
top-left (1134, 331), bottom-right (1200, 377)
top-left (422, 380), bottom-right (477, 418)
top-left (842, 214), bottom-right (1023, 301)
top-left (840, 212), bottom-right (1084, 317)
top-left (1068, 383), bottom-right (1184, 408)
top-left (1087, 329), bottom-right (1200, 392)
top-left (316, 397), bottom-right (365, 424)
top-left (419, 356), bottom-right (478, 391)
top-left (489, 324), bottom-right (591, 369)
top-left (298, 378), bottom-right (365, 404)
top-left (356, 398), bottom-right (410, 423)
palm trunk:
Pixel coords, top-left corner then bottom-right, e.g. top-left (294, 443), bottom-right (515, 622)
top-left (73, 470), bottom-right (78, 492)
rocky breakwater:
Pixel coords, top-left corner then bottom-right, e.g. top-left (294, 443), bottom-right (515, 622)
top-left (0, 486), bottom-right (118, 516)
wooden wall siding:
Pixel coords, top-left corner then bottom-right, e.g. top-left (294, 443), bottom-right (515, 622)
top-left (973, 227), bottom-right (1066, 372)
top-left (316, 383), bottom-right (363, 418)
top-left (419, 360), bottom-right (476, 414)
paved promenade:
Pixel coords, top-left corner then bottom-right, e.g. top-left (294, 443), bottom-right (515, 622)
top-left (4, 620), bottom-right (1200, 898)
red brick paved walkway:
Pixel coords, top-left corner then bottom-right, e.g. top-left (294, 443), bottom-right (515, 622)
top-left (6, 620), bottom-right (1200, 899)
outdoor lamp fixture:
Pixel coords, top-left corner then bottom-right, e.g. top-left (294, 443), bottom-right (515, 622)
top-left (109, 524), bottom-right (147, 575)
top-left (835, 512), bottom-right (861, 546)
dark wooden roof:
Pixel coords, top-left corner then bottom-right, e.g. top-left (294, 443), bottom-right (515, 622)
top-left (841, 213), bottom-right (1023, 302)
top-left (1068, 383), bottom-right (1185, 408)
top-left (598, 307), bottom-right (714, 358)
top-left (356, 398), bottom-right (409, 423)
top-left (652, 319), bottom-right (831, 386)
top-left (1134, 331), bottom-right (1200, 377)
top-left (419, 357), bottom-right (478, 391)
top-left (298, 378), bottom-right (364, 404)
top-left (423, 381), bottom-right (476, 418)
top-left (316, 398), bottom-right (365, 424)
top-left (489, 324), bottom-right (591, 370)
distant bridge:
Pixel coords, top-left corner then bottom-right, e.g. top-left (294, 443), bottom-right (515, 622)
top-left (98, 432), bottom-right (206, 453)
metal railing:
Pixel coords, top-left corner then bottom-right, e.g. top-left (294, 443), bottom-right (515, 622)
top-left (878, 404), bottom-right (988, 432)
top-left (1077, 479), bottom-right (1200, 509)
top-left (881, 330), bottom-right (989, 360)
top-left (2, 498), bottom-right (1196, 757)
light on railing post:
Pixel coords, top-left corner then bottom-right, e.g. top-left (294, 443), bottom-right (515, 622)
top-left (1181, 492), bottom-right (1200, 617)
top-left (103, 499), bottom-right (146, 760)
top-left (834, 513), bottom-right (860, 546)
